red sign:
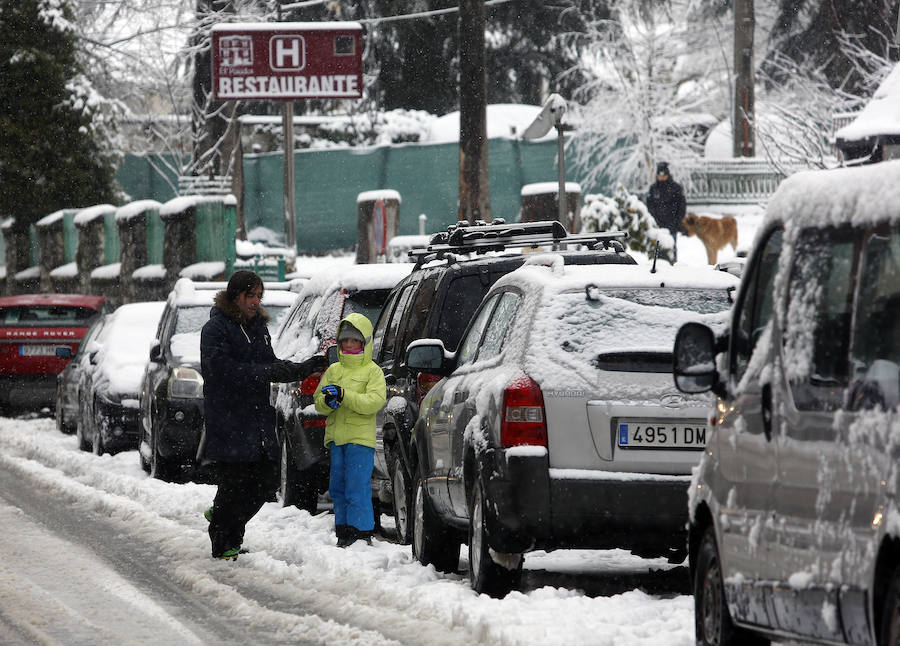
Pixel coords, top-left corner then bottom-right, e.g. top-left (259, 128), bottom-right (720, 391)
top-left (211, 22), bottom-right (363, 101)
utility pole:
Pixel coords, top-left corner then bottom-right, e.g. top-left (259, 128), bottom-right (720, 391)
top-left (733, 0), bottom-right (755, 157)
top-left (458, 0), bottom-right (491, 223)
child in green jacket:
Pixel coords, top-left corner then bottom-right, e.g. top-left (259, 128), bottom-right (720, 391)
top-left (314, 312), bottom-right (386, 547)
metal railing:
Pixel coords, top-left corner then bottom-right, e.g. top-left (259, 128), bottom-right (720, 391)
top-left (177, 175), bottom-right (233, 196)
top-left (682, 159), bottom-right (793, 205)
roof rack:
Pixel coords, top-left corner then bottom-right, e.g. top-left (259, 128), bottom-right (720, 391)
top-left (407, 219), bottom-right (628, 267)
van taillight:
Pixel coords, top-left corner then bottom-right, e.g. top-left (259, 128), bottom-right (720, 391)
top-left (500, 376), bottom-right (547, 447)
top-left (416, 372), bottom-right (443, 407)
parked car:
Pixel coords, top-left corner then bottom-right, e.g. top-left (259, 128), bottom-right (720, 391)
top-left (139, 278), bottom-right (297, 480)
top-left (76, 301), bottom-right (166, 455)
top-left (0, 293), bottom-right (109, 412)
top-left (371, 220), bottom-right (637, 543)
top-left (673, 162), bottom-right (900, 646)
top-left (272, 262), bottom-right (414, 514)
top-left (405, 255), bottom-right (739, 596)
top-left (55, 314), bottom-right (109, 434)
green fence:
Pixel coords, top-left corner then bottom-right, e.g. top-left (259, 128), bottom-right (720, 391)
top-left (116, 137), bottom-right (607, 254)
top-left (146, 211), bottom-right (164, 264)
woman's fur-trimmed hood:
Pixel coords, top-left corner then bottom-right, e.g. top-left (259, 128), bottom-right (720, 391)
top-left (213, 290), bottom-right (270, 324)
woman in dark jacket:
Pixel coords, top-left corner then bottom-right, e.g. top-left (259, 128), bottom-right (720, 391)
top-left (199, 270), bottom-right (326, 560)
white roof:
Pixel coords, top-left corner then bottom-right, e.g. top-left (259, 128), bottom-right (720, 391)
top-left (494, 258), bottom-right (740, 293)
top-left (765, 160), bottom-right (900, 231)
top-left (298, 262), bottom-right (414, 299)
top-left (835, 62), bottom-right (900, 142)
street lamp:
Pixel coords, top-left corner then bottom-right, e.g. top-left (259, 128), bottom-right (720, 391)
top-left (523, 94), bottom-right (568, 228)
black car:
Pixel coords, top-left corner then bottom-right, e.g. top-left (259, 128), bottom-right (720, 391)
top-left (77, 301), bottom-right (166, 455)
top-left (56, 313), bottom-right (108, 434)
top-left (139, 279), bottom-right (296, 481)
top-left (371, 220), bottom-right (636, 543)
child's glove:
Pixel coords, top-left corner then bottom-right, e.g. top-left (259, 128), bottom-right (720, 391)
top-left (321, 384), bottom-right (344, 409)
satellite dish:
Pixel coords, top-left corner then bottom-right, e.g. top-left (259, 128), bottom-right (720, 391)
top-left (522, 93), bottom-right (566, 140)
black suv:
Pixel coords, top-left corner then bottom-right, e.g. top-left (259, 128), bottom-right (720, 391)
top-left (371, 220), bottom-right (636, 543)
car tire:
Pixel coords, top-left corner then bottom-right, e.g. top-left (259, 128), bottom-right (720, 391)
top-left (468, 476), bottom-right (522, 597)
top-left (55, 389), bottom-right (74, 435)
top-left (411, 466), bottom-right (459, 573)
top-left (150, 432), bottom-right (177, 482)
top-left (391, 454), bottom-right (412, 545)
top-left (694, 527), bottom-right (768, 646)
top-left (75, 412), bottom-right (92, 452)
top-left (880, 564), bottom-right (900, 645)
top-left (279, 434), bottom-right (318, 514)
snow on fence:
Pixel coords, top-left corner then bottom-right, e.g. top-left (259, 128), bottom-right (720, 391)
top-left (683, 159), bottom-right (792, 205)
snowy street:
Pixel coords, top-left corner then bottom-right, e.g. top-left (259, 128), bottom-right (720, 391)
top-left (0, 415), bottom-right (695, 646)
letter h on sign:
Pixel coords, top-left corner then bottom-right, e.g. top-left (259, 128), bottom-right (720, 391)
top-left (270, 36), bottom-right (305, 71)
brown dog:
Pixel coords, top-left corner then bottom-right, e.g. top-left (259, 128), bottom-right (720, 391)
top-left (681, 213), bottom-right (738, 265)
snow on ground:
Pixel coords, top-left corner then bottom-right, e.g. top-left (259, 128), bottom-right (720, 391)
top-left (0, 417), bottom-right (694, 645)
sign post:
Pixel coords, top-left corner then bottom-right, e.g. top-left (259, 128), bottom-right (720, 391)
top-left (211, 22), bottom-right (363, 251)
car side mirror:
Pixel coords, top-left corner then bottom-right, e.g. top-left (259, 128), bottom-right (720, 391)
top-left (406, 339), bottom-right (450, 374)
top-left (56, 347), bottom-right (73, 359)
top-left (673, 322), bottom-right (719, 394)
top-left (326, 344), bottom-right (338, 365)
top-left (149, 341), bottom-right (162, 363)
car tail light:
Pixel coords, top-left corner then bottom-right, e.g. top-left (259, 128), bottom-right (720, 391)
top-left (298, 372), bottom-right (326, 429)
top-left (416, 372), bottom-right (442, 407)
top-left (500, 375), bottom-right (547, 447)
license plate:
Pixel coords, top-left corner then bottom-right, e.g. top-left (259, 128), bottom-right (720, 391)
top-left (19, 344), bottom-right (65, 357)
top-left (617, 421), bottom-right (707, 449)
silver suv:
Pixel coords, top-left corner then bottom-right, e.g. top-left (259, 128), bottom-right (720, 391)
top-left (406, 254), bottom-right (739, 596)
top-left (674, 162), bottom-right (900, 645)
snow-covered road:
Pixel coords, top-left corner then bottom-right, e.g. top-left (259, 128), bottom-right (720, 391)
top-left (0, 415), bottom-right (696, 645)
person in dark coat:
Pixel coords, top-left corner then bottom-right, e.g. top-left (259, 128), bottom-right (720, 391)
top-left (646, 161), bottom-right (687, 262)
top-left (199, 270), bottom-right (327, 560)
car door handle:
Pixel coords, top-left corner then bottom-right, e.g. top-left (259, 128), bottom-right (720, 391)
top-left (761, 383), bottom-right (773, 441)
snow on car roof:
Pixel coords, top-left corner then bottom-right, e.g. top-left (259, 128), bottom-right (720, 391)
top-left (0, 293), bottom-right (107, 308)
top-left (169, 278), bottom-right (301, 308)
top-left (495, 256), bottom-right (741, 293)
top-left (96, 301), bottom-right (166, 396)
top-left (298, 262), bottom-right (415, 299)
top-left (765, 159), bottom-right (900, 233)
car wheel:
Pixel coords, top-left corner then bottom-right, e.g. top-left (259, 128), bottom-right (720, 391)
top-left (468, 476), bottom-right (522, 597)
top-left (75, 412), bottom-right (91, 452)
top-left (880, 564), bottom-right (900, 645)
top-left (391, 454), bottom-right (412, 545)
top-left (694, 527), bottom-right (768, 646)
top-left (55, 389), bottom-right (73, 434)
top-left (92, 406), bottom-right (104, 456)
top-left (279, 435), bottom-right (318, 514)
top-left (411, 466), bottom-right (459, 573)
top-left (150, 432), bottom-right (177, 482)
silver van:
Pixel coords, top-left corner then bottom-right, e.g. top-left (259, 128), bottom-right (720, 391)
top-left (674, 161), bottom-right (900, 645)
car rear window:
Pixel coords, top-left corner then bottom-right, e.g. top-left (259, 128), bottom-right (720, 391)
top-left (0, 306), bottom-right (99, 325)
top-left (345, 289), bottom-right (392, 326)
top-left (528, 287), bottom-right (733, 387)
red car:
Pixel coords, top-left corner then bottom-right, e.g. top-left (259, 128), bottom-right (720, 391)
top-left (0, 294), bottom-right (109, 411)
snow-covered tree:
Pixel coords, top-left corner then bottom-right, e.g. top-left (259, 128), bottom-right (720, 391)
top-left (580, 184), bottom-right (674, 263)
top-left (563, 0), bottom-right (729, 195)
top-left (0, 0), bottom-right (120, 233)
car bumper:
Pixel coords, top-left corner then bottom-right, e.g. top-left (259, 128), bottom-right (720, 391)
top-left (482, 449), bottom-right (691, 555)
top-left (96, 398), bottom-right (141, 451)
top-left (158, 397), bottom-right (204, 459)
top-left (0, 374), bottom-right (57, 409)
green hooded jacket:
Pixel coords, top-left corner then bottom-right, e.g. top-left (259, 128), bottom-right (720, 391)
top-left (314, 312), bottom-right (386, 448)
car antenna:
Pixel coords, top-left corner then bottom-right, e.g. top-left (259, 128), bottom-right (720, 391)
top-left (650, 241), bottom-right (660, 274)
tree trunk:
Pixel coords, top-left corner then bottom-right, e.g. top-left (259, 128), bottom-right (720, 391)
top-left (733, 0), bottom-right (755, 158)
top-left (458, 0), bottom-right (491, 224)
